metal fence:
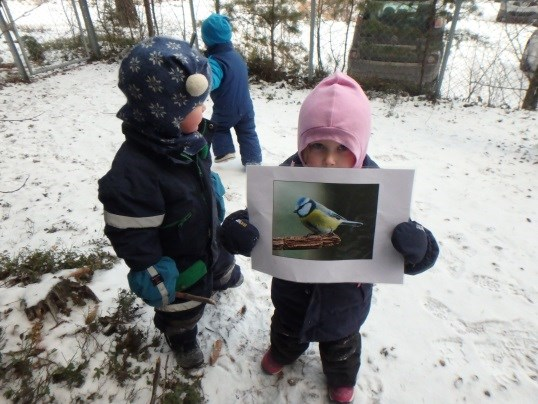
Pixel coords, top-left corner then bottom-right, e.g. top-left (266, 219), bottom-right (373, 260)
top-left (439, 0), bottom-right (536, 108)
top-left (0, 0), bottom-right (536, 109)
top-left (0, 0), bottom-right (100, 81)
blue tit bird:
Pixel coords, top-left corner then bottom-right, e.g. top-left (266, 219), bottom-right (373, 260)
top-left (294, 197), bottom-right (363, 235)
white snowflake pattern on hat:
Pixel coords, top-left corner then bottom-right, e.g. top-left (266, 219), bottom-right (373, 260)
top-left (166, 41), bottom-right (182, 50)
top-left (149, 51), bottom-right (164, 66)
top-left (192, 52), bottom-right (201, 63)
top-left (146, 75), bottom-right (163, 93)
top-left (128, 84), bottom-right (142, 100)
top-left (178, 54), bottom-right (189, 65)
top-left (171, 117), bottom-right (182, 129)
top-left (140, 39), bottom-right (154, 48)
top-left (170, 67), bottom-right (186, 83)
top-left (172, 93), bottom-right (188, 106)
top-left (129, 57), bottom-right (141, 73)
top-left (149, 103), bottom-right (166, 118)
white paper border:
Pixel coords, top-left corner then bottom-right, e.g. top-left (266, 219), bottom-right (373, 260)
top-left (246, 166), bottom-right (414, 284)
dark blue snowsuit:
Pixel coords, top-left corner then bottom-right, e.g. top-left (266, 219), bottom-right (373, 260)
top-left (270, 153), bottom-right (440, 388)
top-left (206, 42), bottom-right (262, 165)
top-left (97, 37), bottom-right (236, 353)
top-left (98, 124), bottom-right (236, 350)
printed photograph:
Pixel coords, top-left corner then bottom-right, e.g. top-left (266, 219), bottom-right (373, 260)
top-left (272, 180), bottom-right (379, 261)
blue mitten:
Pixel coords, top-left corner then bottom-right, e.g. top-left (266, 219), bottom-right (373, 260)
top-left (127, 256), bottom-right (179, 307)
top-left (391, 221), bottom-right (428, 264)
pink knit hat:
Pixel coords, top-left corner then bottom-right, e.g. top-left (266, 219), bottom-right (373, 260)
top-left (298, 72), bottom-right (371, 168)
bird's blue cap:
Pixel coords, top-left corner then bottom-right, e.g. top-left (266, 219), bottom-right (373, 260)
top-left (201, 14), bottom-right (232, 47)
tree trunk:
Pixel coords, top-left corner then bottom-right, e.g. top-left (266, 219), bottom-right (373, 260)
top-left (270, 25), bottom-right (276, 78)
top-left (143, 0), bottom-right (155, 37)
top-left (342, 0), bottom-right (358, 72)
top-left (316, 0), bottom-right (324, 71)
top-left (115, 0), bottom-right (138, 27)
top-left (522, 68), bottom-right (538, 111)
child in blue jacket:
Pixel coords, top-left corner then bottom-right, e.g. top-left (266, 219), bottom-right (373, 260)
top-left (260, 73), bottom-right (440, 403)
top-left (201, 13), bottom-right (263, 166)
top-left (98, 37), bottom-right (259, 369)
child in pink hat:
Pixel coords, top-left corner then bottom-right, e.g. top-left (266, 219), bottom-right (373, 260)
top-left (261, 72), bottom-right (440, 403)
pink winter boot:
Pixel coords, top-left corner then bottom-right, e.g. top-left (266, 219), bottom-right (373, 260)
top-left (261, 349), bottom-right (284, 375)
top-left (328, 386), bottom-right (355, 403)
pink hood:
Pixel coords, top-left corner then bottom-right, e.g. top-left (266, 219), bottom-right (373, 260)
top-left (298, 72), bottom-right (371, 168)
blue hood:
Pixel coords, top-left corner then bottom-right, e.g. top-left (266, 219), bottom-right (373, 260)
top-left (202, 14), bottom-right (232, 47)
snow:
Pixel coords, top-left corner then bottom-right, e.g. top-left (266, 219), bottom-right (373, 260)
top-left (0, 1), bottom-right (537, 403)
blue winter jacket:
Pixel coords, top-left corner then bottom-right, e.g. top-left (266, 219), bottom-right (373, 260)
top-left (205, 42), bottom-right (254, 124)
top-left (273, 153), bottom-right (439, 342)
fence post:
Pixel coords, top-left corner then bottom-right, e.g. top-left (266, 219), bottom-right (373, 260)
top-left (435, 0), bottom-right (463, 98)
top-left (0, 4), bottom-right (29, 81)
top-left (78, 0), bottom-right (101, 58)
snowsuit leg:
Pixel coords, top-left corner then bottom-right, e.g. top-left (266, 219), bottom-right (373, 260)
top-left (154, 303), bottom-right (205, 351)
top-left (212, 238), bottom-right (242, 291)
top-left (270, 312), bottom-right (310, 364)
top-left (320, 332), bottom-right (362, 387)
top-left (211, 124), bottom-right (235, 157)
top-left (234, 111), bottom-right (262, 165)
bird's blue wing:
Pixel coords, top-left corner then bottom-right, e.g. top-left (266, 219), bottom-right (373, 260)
top-left (316, 201), bottom-right (346, 220)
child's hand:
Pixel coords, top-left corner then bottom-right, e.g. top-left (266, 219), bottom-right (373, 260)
top-left (219, 209), bottom-right (260, 257)
top-left (127, 257), bottom-right (179, 307)
top-left (391, 221), bottom-right (428, 264)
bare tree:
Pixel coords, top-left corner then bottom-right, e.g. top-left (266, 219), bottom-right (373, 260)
top-left (115, 0), bottom-right (138, 27)
top-left (142, 0), bottom-right (154, 36)
top-left (522, 68), bottom-right (538, 110)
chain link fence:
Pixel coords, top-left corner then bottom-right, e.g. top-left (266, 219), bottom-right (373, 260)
top-left (440, 1), bottom-right (536, 107)
top-left (1, 0), bottom-right (536, 109)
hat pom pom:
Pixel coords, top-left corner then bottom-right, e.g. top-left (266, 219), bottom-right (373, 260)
top-left (186, 74), bottom-right (209, 97)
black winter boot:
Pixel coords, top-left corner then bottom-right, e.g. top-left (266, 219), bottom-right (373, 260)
top-left (165, 334), bottom-right (204, 369)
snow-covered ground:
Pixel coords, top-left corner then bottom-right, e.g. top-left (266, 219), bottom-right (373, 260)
top-left (0, 58), bottom-right (537, 402)
top-left (1, 0), bottom-right (537, 402)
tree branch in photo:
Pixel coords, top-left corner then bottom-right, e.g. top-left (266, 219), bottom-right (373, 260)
top-left (272, 234), bottom-right (341, 250)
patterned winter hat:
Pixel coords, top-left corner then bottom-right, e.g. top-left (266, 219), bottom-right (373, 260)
top-left (117, 37), bottom-right (211, 144)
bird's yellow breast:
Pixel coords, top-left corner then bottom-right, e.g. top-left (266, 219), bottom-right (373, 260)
top-left (301, 210), bottom-right (341, 233)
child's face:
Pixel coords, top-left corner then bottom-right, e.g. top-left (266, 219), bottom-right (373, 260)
top-left (302, 140), bottom-right (356, 168)
top-left (180, 104), bottom-right (206, 134)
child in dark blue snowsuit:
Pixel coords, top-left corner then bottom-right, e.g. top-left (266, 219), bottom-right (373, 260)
top-left (201, 13), bottom-right (263, 166)
top-left (98, 37), bottom-right (259, 369)
top-left (260, 73), bottom-right (440, 403)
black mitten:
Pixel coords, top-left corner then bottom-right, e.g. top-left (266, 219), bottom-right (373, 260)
top-left (391, 221), bottom-right (428, 264)
top-left (220, 209), bottom-right (260, 257)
